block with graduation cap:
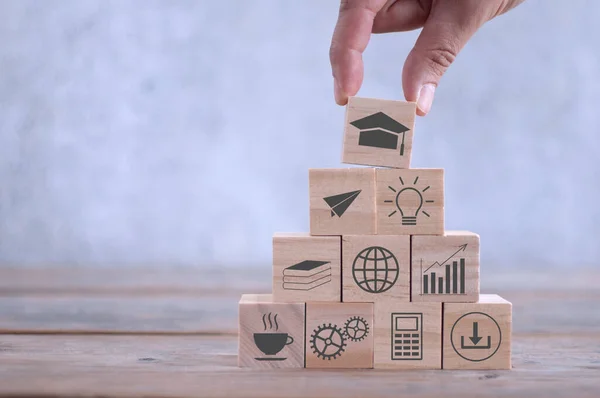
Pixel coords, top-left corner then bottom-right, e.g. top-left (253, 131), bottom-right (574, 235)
top-left (342, 96), bottom-right (417, 169)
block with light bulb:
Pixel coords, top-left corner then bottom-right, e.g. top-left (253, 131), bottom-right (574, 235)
top-left (376, 168), bottom-right (444, 235)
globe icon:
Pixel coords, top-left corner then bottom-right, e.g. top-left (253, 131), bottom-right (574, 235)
top-left (352, 246), bottom-right (399, 294)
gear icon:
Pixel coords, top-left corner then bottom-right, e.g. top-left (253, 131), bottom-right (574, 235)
top-left (310, 323), bottom-right (347, 360)
top-left (343, 316), bottom-right (370, 342)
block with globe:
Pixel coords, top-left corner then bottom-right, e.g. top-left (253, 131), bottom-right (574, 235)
top-left (306, 302), bottom-right (374, 369)
top-left (272, 233), bottom-right (341, 303)
top-left (374, 302), bottom-right (442, 369)
top-left (443, 294), bottom-right (512, 370)
top-left (412, 231), bottom-right (480, 303)
top-left (342, 96), bottom-right (417, 169)
top-left (238, 294), bottom-right (305, 369)
top-left (309, 168), bottom-right (376, 235)
top-left (376, 168), bottom-right (444, 235)
top-left (342, 235), bottom-right (410, 303)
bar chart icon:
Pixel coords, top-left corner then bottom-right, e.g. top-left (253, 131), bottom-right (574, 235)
top-left (420, 244), bottom-right (469, 295)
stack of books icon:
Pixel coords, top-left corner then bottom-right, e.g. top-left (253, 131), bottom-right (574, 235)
top-left (282, 260), bottom-right (332, 291)
top-left (238, 96), bottom-right (512, 371)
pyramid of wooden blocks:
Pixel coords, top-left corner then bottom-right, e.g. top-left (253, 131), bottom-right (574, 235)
top-left (238, 96), bottom-right (512, 370)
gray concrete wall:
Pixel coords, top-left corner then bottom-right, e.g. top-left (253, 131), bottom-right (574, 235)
top-left (1, 0), bottom-right (599, 268)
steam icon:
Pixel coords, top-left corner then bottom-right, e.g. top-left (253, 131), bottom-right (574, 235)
top-left (385, 175), bottom-right (435, 226)
top-left (254, 312), bottom-right (294, 361)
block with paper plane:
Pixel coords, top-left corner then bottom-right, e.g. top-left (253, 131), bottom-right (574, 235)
top-left (309, 168), bottom-right (376, 235)
top-left (342, 96), bottom-right (417, 169)
top-left (272, 233), bottom-right (341, 303)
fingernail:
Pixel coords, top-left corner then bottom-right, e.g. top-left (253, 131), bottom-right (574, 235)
top-left (417, 84), bottom-right (436, 115)
top-left (334, 78), bottom-right (346, 105)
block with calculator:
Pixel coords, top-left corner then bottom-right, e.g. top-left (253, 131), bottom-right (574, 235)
top-left (238, 96), bottom-right (512, 370)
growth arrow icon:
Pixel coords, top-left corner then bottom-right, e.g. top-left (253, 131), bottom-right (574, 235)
top-left (424, 244), bottom-right (468, 273)
top-left (469, 322), bottom-right (482, 345)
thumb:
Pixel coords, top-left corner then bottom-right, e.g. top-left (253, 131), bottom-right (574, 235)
top-left (402, 9), bottom-right (485, 116)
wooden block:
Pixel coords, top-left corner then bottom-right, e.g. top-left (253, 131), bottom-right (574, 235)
top-left (309, 168), bottom-right (376, 235)
top-left (272, 233), bottom-right (341, 303)
top-left (412, 231), bottom-right (480, 303)
top-left (443, 294), bottom-right (512, 370)
top-left (376, 168), bottom-right (444, 235)
top-left (306, 302), bottom-right (373, 368)
top-left (342, 96), bottom-right (417, 169)
top-left (238, 294), bottom-right (305, 368)
top-left (342, 235), bottom-right (410, 303)
top-left (374, 302), bottom-right (442, 369)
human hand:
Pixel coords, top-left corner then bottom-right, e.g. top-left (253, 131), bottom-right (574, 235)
top-left (330, 0), bottom-right (525, 115)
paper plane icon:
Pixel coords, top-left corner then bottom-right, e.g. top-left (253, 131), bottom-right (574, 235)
top-left (323, 190), bottom-right (361, 218)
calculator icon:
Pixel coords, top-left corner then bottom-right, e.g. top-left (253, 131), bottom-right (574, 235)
top-left (391, 313), bottom-right (423, 360)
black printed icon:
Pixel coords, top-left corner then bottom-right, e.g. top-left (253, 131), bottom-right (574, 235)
top-left (323, 190), bottom-right (361, 217)
top-left (420, 244), bottom-right (468, 295)
top-left (351, 112), bottom-right (410, 156)
top-left (282, 260), bottom-right (331, 291)
top-left (254, 312), bottom-right (294, 361)
top-left (311, 323), bottom-right (347, 360)
top-left (352, 246), bottom-right (399, 294)
top-left (311, 316), bottom-right (370, 360)
top-left (450, 312), bottom-right (501, 362)
top-left (384, 175), bottom-right (435, 225)
top-left (344, 316), bottom-right (370, 342)
top-left (461, 322), bottom-right (491, 350)
top-left (391, 313), bottom-right (423, 360)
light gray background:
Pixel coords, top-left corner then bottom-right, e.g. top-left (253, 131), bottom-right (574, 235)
top-left (1, 0), bottom-right (598, 268)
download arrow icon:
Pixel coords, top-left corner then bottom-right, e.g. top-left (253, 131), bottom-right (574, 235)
top-left (469, 322), bottom-right (482, 345)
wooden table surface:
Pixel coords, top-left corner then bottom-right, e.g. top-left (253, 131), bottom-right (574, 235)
top-left (1, 266), bottom-right (599, 398)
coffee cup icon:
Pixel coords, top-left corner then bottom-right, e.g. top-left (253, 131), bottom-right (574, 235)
top-left (254, 332), bottom-right (294, 361)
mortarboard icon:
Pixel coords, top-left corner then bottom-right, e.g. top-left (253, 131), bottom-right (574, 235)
top-left (350, 111), bottom-right (410, 156)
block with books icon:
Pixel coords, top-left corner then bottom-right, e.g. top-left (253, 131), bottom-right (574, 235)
top-left (239, 96), bottom-right (512, 370)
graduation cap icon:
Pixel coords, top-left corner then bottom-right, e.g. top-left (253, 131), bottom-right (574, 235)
top-left (350, 112), bottom-right (410, 156)
top-left (323, 190), bottom-right (361, 218)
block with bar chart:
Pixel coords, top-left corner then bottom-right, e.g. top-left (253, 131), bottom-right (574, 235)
top-left (411, 232), bottom-right (480, 303)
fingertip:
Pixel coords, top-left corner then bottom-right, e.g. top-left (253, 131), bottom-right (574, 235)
top-left (334, 78), bottom-right (348, 106)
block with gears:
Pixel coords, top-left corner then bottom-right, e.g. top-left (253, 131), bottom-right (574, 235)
top-left (342, 96), bottom-right (417, 169)
top-left (443, 294), bottom-right (512, 370)
top-left (376, 168), bottom-right (444, 235)
top-left (342, 235), bottom-right (410, 303)
top-left (272, 233), bottom-right (341, 303)
top-left (238, 294), bottom-right (305, 369)
top-left (309, 168), bottom-right (376, 235)
top-left (306, 302), bottom-right (374, 369)
top-left (412, 231), bottom-right (480, 303)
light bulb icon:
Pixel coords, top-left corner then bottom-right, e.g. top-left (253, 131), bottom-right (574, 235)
top-left (395, 187), bottom-right (423, 226)
top-left (385, 175), bottom-right (434, 226)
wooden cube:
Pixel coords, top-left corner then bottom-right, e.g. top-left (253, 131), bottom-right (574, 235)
top-left (272, 233), bottom-right (341, 303)
top-left (376, 168), bottom-right (444, 235)
top-left (309, 168), bottom-right (376, 235)
top-left (342, 96), bottom-right (417, 169)
top-left (412, 231), bottom-right (480, 303)
top-left (443, 294), bottom-right (512, 370)
top-left (342, 235), bottom-right (410, 303)
top-left (374, 302), bottom-right (442, 369)
top-left (238, 294), bottom-right (305, 368)
top-left (306, 302), bottom-right (373, 368)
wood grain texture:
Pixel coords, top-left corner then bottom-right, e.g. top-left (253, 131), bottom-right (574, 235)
top-left (309, 168), bottom-right (376, 235)
top-left (376, 168), bottom-right (444, 235)
top-left (342, 96), bottom-right (417, 169)
top-left (342, 235), bottom-right (410, 303)
top-left (374, 302), bottom-right (442, 369)
top-left (238, 294), bottom-right (305, 368)
top-left (443, 295), bottom-right (512, 370)
top-left (306, 302), bottom-right (373, 368)
top-left (272, 233), bottom-right (341, 303)
top-left (412, 231), bottom-right (480, 302)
